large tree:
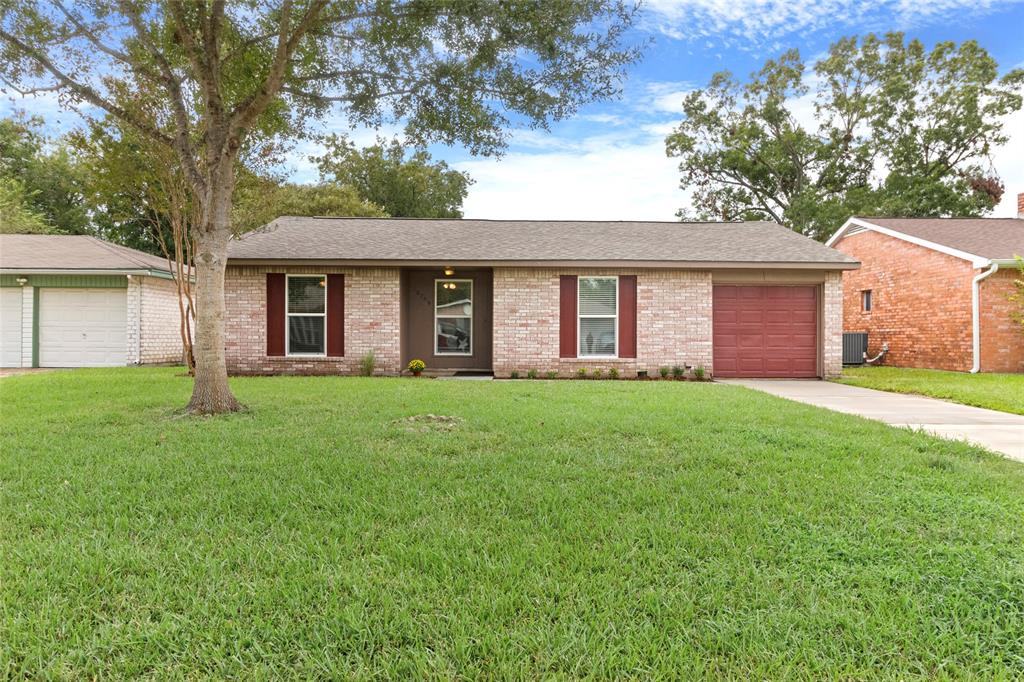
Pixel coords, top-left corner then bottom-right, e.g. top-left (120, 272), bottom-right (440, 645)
top-left (315, 134), bottom-right (471, 218)
top-left (1, 1), bottom-right (639, 414)
top-left (665, 33), bottom-right (1024, 240)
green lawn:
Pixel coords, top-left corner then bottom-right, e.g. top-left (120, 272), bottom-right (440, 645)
top-left (2, 369), bottom-right (1023, 678)
top-left (836, 366), bottom-right (1024, 415)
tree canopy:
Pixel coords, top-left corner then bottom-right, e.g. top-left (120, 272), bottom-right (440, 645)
top-left (665, 33), bottom-right (1024, 240)
top-left (315, 135), bottom-right (471, 218)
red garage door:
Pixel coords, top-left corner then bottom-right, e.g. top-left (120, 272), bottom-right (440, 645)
top-left (713, 286), bottom-right (818, 378)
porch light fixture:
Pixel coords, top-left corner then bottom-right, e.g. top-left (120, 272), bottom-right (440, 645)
top-left (442, 281), bottom-right (457, 290)
top-left (15, 277), bottom-right (28, 286)
top-left (443, 267), bottom-right (455, 276)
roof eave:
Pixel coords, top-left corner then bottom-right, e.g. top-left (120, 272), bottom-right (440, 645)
top-left (0, 268), bottom-right (176, 280)
top-left (226, 257), bottom-right (859, 270)
top-left (827, 217), bottom-right (992, 268)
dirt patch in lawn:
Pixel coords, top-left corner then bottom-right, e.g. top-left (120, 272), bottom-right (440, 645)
top-left (392, 414), bottom-right (464, 432)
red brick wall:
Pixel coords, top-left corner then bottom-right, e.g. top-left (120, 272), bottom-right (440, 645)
top-left (833, 229), bottom-right (976, 371)
top-left (980, 268), bottom-right (1024, 373)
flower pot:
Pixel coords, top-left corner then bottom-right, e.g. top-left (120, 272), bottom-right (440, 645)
top-left (412, 370), bottom-right (422, 377)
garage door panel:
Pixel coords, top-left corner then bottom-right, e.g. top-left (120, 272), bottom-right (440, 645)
top-left (39, 288), bottom-right (126, 368)
top-left (713, 285), bottom-right (818, 378)
top-left (1, 288), bottom-right (22, 367)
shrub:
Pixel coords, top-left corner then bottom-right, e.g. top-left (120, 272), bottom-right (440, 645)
top-left (359, 350), bottom-right (376, 377)
top-left (407, 358), bottom-right (426, 373)
top-left (592, 368), bottom-right (603, 379)
top-left (510, 370), bottom-right (520, 379)
top-left (576, 368), bottom-right (587, 379)
top-left (693, 366), bottom-right (706, 381)
top-left (659, 366), bottom-right (670, 379)
top-left (545, 371), bottom-right (558, 380)
top-left (671, 365), bottom-right (684, 379)
top-left (608, 367), bottom-right (619, 379)
top-left (527, 369), bottom-right (539, 379)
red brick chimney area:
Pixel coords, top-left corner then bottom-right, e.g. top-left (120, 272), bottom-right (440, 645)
top-left (1018, 191), bottom-right (1024, 218)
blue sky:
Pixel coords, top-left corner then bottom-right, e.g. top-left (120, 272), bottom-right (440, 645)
top-left (438, 0), bottom-right (1024, 221)
top-left (5, 0), bottom-right (1023, 221)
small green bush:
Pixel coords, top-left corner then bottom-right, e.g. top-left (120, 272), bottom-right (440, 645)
top-left (545, 371), bottom-right (558, 380)
top-left (672, 365), bottom-right (684, 379)
top-left (592, 368), bottom-right (603, 379)
top-left (608, 367), bottom-right (619, 379)
top-left (359, 350), bottom-right (376, 377)
top-left (576, 368), bottom-right (587, 379)
top-left (659, 366), bottom-right (670, 379)
top-left (527, 369), bottom-right (539, 379)
top-left (510, 370), bottom-right (520, 379)
top-left (693, 366), bottom-right (706, 381)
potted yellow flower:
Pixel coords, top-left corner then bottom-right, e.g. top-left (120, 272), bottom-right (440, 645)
top-left (407, 358), bottom-right (426, 377)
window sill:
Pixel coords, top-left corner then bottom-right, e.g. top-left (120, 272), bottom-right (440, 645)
top-left (276, 355), bottom-right (341, 361)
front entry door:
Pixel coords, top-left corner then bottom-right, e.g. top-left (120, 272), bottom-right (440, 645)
top-left (402, 269), bottom-right (492, 370)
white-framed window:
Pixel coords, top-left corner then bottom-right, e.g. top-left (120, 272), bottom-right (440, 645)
top-left (435, 279), bottom-right (472, 355)
top-left (286, 274), bottom-right (326, 356)
top-left (578, 276), bottom-right (617, 357)
top-left (862, 289), bottom-right (872, 312)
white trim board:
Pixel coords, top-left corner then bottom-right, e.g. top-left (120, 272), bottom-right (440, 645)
top-left (826, 218), bottom-right (992, 268)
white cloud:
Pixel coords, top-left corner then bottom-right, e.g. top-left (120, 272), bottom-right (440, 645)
top-left (992, 107), bottom-right (1024, 217)
top-left (642, 0), bottom-right (1024, 46)
top-left (455, 134), bottom-right (684, 221)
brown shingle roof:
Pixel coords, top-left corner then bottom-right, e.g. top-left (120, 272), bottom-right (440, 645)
top-left (853, 217), bottom-right (1024, 261)
top-left (227, 217), bottom-right (857, 267)
top-left (0, 234), bottom-right (171, 272)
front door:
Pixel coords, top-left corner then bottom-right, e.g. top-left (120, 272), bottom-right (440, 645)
top-left (402, 269), bottom-right (492, 370)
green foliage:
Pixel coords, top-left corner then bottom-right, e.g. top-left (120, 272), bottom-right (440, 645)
top-left (235, 176), bottom-right (386, 234)
top-left (0, 117), bottom-right (88, 234)
top-left (576, 368), bottom-right (588, 379)
top-left (672, 365), bottom-right (685, 379)
top-left (526, 369), bottom-right (539, 380)
top-left (592, 368), bottom-right (603, 379)
top-left (693, 366), bottom-right (707, 381)
top-left (608, 367), bottom-right (619, 380)
top-left (2, 369), bottom-right (1024, 678)
top-left (359, 351), bottom-right (376, 377)
top-left (407, 359), bottom-right (426, 374)
top-left (545, 371), bottom-right (558, 380)
top-left (666, 34), bottom-right (1024, 240)
top-left (315, 136), bottom-right (472, 218)
top-left (0, 176), bottom-right (55, 234)
top-left (509, 370), bottom-right (520, 380)
top-left (659, 366), bottom-right (671, 379)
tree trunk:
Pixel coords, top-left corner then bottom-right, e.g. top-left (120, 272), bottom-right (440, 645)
top-left (186, 227), bottom-right (242, 414)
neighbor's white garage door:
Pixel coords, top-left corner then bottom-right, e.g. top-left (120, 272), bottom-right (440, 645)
top-left (1, 288), bottom-right (22, 367)
top-left (39, 288), bottom-right (127, 367)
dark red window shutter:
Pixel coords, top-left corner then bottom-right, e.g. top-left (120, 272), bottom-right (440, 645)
top-left (266, 273), bottom-right (286, 356)
top-left (326, 274), bottom-right (345, 357)
top-left (619, 275), bottom-right (637, 358)
top-left (559, 275), bottom-right (577, 358)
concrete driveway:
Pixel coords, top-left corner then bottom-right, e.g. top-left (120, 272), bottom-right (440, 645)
top-left (723, 379), bottom-right (1024, 462)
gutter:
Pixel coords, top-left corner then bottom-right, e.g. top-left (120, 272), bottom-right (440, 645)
top-left (971, 262), bottom-right (1000, 374)
top-left (0, 268), bottom-right (179, 280)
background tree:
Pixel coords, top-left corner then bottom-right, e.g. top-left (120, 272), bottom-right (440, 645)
top-left (315, 135), bottom-right (471, 218)
top-left (0, 176), bottom-right (55, 233)
top-left (665, 34), bottom-right (1024, 240)
top-left (1, 1), bottom-right (639, 414)
top-left (0, 116), bottom-right (89, 233)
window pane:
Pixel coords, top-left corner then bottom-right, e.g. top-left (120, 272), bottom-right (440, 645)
top-left (289, 316), bottom-right (325, 354)
top-left (437, 317), bottom-right (471, 354)
top-left (436, 280), bottom-right (472, 316)
top-left (580, 318), bottom-right (616, 356)
top-left (579, 277), bottom-right (616, 315)
top-left (288, 276), bottom-right (326, 314)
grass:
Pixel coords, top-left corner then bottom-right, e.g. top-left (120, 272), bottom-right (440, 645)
top-left (836, 366), bottom-right (1024, 415)
top-left (2, 369), bottom-right (1024, 678)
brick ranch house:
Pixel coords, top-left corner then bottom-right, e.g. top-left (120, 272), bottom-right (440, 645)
top-left (826, 197), bottom-right (1024, 373)
top-left (225, 217), bottom-right (857, 378)
top-left (0, 234), bottom-right (184, 368)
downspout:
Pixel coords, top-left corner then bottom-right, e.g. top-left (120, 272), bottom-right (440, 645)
top-left (970, 262), bottom-right (999, 374)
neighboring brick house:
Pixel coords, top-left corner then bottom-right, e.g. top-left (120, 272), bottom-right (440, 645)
top-left (0, 235), bottom-right (185, 368)
top-left (224, 217), bottom-right (856, 378)
top-left (826, 201), bottom-right (1024, 373)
